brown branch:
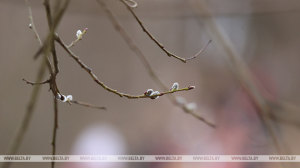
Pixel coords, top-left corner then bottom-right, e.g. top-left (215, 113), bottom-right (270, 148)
top-left (23, 78), bottom-right (50, 85)
top-left (67, 28), bottom-right (88, 48)
top-left (41, 0), bottom-right (64, 105)
top-left (44, 0), bottom-right (60, 75)
top-left (26, 0), bottom-right (52, 73)
top-left (51, 98), bottom-right (58, 168)
top-left (120, 0), bottom-right (211, 63)
top-left (69, 100), bottom-right (106, 110)
top-left (185, 38), bottom-right (212, 61)
top-left (27, 1), bottom-right (42, 44)
top-left (33, 0), bottom-right (70, 60)
top-left (96, 0), bottom-right (215, 128)
top-left (55, 34), bottom-right (195, 99)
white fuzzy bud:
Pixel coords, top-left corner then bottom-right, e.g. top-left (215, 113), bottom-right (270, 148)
top-left (54, 93), bottom-right (61, 100)
top-left (185, 103), bottom-right (197, 112)
top-left (145, 89), bottom-right (154, 96)
top-left (29, 23), bottom-right (32, 29)
top-left (61, 95), bottom-right (67, 102)
top-left (150, 91), bottom-right (160, 99)
top-left (124, 0), bottom-right (138, 8)
top-left (66, 95), bottom-right (73, 101)
top-left (170, 82), bottom-right (179, 91)
top-left (76, 30), bottom-right (82, 38)
top-left (175, 96), bottom-right (186, 106)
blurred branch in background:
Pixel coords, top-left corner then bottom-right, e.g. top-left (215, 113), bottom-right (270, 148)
top-left (189, 0), bottom-right (300, 157)
top-left (96, 0), bottom-right (216, 128)
top-left (0, 58), bottom-right (48, 168)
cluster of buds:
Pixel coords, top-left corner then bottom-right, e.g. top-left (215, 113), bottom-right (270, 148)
top-left (76, 28), bottom-right (88, 40)
top-left (144, 89), bottom-right (163, 99)
top-left (175, 96), bottom-right (197, 113)
top-left (55, 93), bottom-right (73, 102)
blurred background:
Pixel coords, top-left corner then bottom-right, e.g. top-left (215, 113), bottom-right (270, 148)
top-left (1, 0), bottom-right (300, 167)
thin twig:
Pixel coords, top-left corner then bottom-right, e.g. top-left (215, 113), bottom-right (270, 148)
top-left (186, 38), bottom-right (212, 61)
top-left (96, 0), bottom-right (215, 128)
top-left (27, 1), bottom-right (42, 45)
top-left (120, 0), bottom-right (211, 63)
top-left (55, 34), bottom-right (195, 99)
top-left (69, 100), bottom-right (106, 110)
top-left (51, 98), bottom-right (58, 168)
top-left (33, 0), bottom-right (70, 60)
top-left (23, 78), bottom-right (50, 85)
top-left (67, 28), bottom-right (88, 48)
top-left (26, 0), bottom-right (52, 73)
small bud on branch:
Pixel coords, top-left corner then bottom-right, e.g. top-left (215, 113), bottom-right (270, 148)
top-left (170, 82), bottom-right (179, 91)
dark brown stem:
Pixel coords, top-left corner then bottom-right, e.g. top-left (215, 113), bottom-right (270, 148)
top-left (51, 98), bottom-right (58, 168)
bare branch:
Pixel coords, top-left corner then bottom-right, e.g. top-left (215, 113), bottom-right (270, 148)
top-left (26, 0), bottom-right (42, 44)
top-left (120, 0), bottom-right (211, 63)
top-left (23, 78), bottom-right (50, 85)
top-left (51, 98), bottom-right (58, 168)
top-left (185, 38), bottom-right (212, 61)
top-left (96, 0), bottom-right (215, 128)
top-left (55, 34), bottom-right (194, 99)
top-left (69, 100), bottom-right (106, 110)
top-left (26, 0), bottom-right (53, 73)
top-left (44, 0), bottom-right (60, 75)
top-left (33, 0), bottom-right (70, 60)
